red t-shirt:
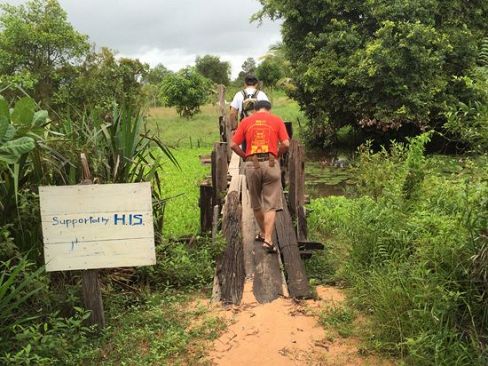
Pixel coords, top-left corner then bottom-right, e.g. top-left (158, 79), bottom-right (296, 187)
top-left (232, 111), bottom-right (289, 158)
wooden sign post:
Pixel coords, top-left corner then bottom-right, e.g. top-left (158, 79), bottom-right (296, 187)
top-left (39, 154), bottom-right (156, 327)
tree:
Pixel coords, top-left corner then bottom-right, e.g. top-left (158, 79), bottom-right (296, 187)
top-left (0, 0), bottom-right (90, 106)
top-left (195, 55), bottom-right (230, 85)
top-left (235, 57), bottom-right (258, 84)
top-left (241, 57), bottom-right (257, 75)
top-left (144, 63), bottom-right (171, 85)
top-left (54, 48), bottom-right (148, 113)
top-left (160, 67), bottom-right (212, 118)
top-left (255, 0), bottom-right (488, 146)
top-left (256, 58), bottom-right (283, 87)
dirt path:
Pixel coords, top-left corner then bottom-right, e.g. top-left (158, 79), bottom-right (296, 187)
top-left (205, 282), bottom-right (394, 366)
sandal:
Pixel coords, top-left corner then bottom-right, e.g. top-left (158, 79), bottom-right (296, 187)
top-left (262, 240), bottom-right (277, 253)
top-left (255, 233), bottom-right (265, 242)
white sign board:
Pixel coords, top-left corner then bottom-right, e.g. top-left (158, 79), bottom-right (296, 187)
top-left (39, 182), bottom-right (156, 272)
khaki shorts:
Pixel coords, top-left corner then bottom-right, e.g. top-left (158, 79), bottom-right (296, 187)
top-left (245, 161), bottom-right (283, 211)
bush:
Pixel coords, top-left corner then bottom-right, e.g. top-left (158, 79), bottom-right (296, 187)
top-left (444, 67), bottom-right (488, 153)
top-left (255, 0), bottom-right (488, 146)
top-left (137, 237), bottom-right (224, 289)
top-left (160, 67), bottom-right (213, 118)
top-left (0, 257), bottom-right (95, 364)
top-left (308, 135), bottom-right (488, 364)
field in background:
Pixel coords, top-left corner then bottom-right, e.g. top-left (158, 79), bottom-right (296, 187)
top-left (148, 90), bottom-right (304, 238)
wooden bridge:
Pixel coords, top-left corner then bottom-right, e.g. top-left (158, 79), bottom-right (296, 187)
top-left (199, 86), bottom-right (320, 305)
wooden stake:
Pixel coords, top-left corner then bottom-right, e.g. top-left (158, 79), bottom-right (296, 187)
top-left (211, 142), bottom-right (228, 209)
top-left (80, 153), bottom-right (105, 328)
top-left (217, 84), bottom-right (232, 158)
top-left (199, 181), bottom-right (213, 233)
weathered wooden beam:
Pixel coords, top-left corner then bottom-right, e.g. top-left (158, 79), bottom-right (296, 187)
top-left (218, 84), bottom-right (226, 117)
top-left (228, 152), bottom-right (241, 181)
top-left (240, 177), bottom-right (255, 278)
top-left (288, 139), bottom-right (305, 219)
top-left (211, 142), bottom-right (228, 208)
top-left (219, 190), bottom-right (245, 305)
top-left (297, 205), bottom-right (308, 241)
top-left (252, 229), bottom-right (284, 303)
top-left (199, 182), bottom-right (213, 234)
top-left (275, 193), bottom-right (311, 299)
top-left (217, 84), bottom-right (232, 158)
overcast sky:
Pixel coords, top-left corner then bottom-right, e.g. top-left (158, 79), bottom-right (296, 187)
top-left (5, 0), bottom-right (282, 78)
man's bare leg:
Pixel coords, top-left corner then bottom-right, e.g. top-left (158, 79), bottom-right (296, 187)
top-left (253, 208), bottom-right (265, 236)
top-left (263, 209), bottom-right (277, 244)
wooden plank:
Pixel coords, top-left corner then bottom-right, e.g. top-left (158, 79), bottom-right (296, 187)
top-left (252, 230), bottom-right (284, 303)
top-left (228, 174), bottom-right (240, 194)
top-left (240, 176), bottom-right (255, 277)
top-left (228, 152), bottom-right (241, 180)
top-left (40, 211), bottom-right (153, 244)
top-left (199, 182), bottom-right (213, 233)
top-left (275, 194), bottom-right (311, 299)
top-left (44, 238), bottom-right (157, 271)
top-left (39, 183), bottom-right (152, 214)
top-left (218, 190), bottom-right (245, 305)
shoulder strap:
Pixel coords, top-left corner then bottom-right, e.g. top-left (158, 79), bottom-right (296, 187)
top-left (251, 89), bottom-right (259, 98)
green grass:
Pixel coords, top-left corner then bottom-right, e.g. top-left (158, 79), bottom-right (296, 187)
top-left (157, 147), bottom-right (210, 238)
top-left (319, 305), bottom-right (356, 338)
top-left (83, 291), bottom-right (225, 365)
top-left (148, 104), bottom-right (220, 149)
top-left (306, 137), bottom-right (488, 365)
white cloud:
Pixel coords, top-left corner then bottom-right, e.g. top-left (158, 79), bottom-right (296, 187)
top-left (4, 0), bottom-right (282, 78)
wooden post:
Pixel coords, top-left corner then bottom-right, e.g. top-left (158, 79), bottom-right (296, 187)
top-left (285, 121), bottom-right (293, 139)
top-left (81, 269), bottom-right (105, 328)
top-left (218, 116), bottom-right (226, 142)
top-left (79, 153), bottom-right (105, 328)
top-left (288, 140), bottom-right (305, 217)
top-left (218, 84), bottom-right (226, 117)
top-left (217, 84), bottom-right (232, 158)
top-left (199, 181), bottom-right (213, 233)
top-left (211, 142), bottom-right (228, 209)
top-left (288, 140), bottom-right (307, 240)
top-left (280, 122), bottom-right (294, 189)
top-left (211, 205), bottom-right (219, 245)
top-left (297, 206), bottom-right (308, 241)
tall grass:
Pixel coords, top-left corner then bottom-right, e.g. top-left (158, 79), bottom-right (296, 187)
top-left (308, 134), bottom-right (488, 365)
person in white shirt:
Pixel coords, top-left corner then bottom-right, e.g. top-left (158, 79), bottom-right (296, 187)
top-left (229, 75), bottom-right (269, 129)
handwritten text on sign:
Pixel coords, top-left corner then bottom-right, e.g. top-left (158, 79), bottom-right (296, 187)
top-left (39, 183), bottom-right (156, 272)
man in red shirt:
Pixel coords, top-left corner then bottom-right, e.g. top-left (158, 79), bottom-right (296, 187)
top-left (230, 100), bottom-right (290, 253)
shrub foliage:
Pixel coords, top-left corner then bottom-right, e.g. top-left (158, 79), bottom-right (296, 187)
top-left (255, 1), bottom-right (488, 147)
top-left (308, 135), bottom-right (488, 364)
